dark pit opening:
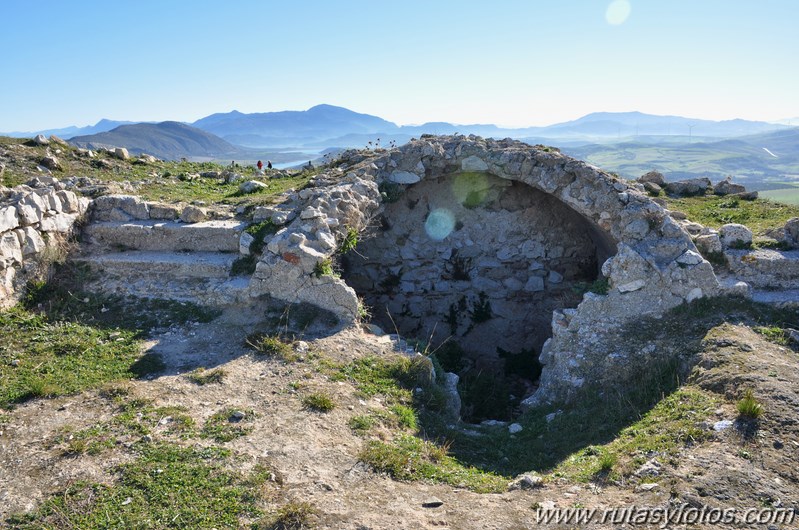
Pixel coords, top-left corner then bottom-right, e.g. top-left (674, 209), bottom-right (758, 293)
top-left (343, 172), bottom-right (613, 421)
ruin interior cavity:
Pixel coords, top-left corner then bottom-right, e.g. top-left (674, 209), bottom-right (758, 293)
top-left (343, 171), bottom-right (614, 381)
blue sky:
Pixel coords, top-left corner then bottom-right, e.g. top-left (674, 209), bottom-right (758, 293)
top-left (2, 0), bottom-right (798, 131)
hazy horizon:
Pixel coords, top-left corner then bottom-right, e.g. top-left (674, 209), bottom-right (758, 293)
top-left (2, 0), bottom-right (798, 131)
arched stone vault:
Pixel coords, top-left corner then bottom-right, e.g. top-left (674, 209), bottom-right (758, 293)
top-left (250, 135), bottom-right (720, 405)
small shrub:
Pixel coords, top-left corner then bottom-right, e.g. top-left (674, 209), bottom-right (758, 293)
top-left (302, 392), bottom-right (336, 413)
top-left (246, 333), bottom-right (296, 361)
top-left (753, 326), bottom-right (788, 345)
top-left (313, 258), bottom-right (335, 278)
top-left (230, 254), bottom-right (257, 276)
top-left (378, 181), bottom-right (403, 203)
top-left (446, 253), bottom-right (472, 281)
top-left (187, 367), bottom-right (226, 385)
top-left (266, 501), bottom-right (317, 530)
top-left (470, 291), bottom-right (492, 324)
top-left (737, 389), bottom-right (764, 419)
top-left (348, 414), bottom-right (375, 432)
top-left (339, 227), bottom-right (359, 254)
top-left (390, 404), bottom-right (418, 430)
top-left (597, 451), bottom-right (617, 473)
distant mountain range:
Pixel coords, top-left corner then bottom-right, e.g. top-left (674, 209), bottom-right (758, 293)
top-left (2, 119), bottom-right (139, 140)
top-left (70, 121), bottom-right (240, 160)
top-left (3, 105), bottom-right (791, 150)
top-left (4, 106), bottom-right (798, 184)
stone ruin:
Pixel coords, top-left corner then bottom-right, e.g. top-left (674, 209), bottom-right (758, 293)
top-left (3, 134), bottom-right (798, 409)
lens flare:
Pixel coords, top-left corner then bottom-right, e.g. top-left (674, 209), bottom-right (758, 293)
top-left (452, 172), bottom-right (490, 208)
top-left (424, 209), bottom-right (455, 241)
top-left (605, 0), bottom-right (631, 25)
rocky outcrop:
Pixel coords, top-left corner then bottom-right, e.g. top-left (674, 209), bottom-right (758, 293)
top-left (664, 177), bottom-right (712, 197)
top-left (0, 180), bottom-right (89, 307)
top-left (713, 176), bottom-right (746, 196)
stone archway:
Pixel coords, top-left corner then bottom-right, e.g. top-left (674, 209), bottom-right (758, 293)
top-left (249, 135), bottom-right (721, 406)
top-left (342, 171), bottom-right (607, 369)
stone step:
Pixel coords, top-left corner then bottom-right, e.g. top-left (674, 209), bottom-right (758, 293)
top-left (752, 289), bottom-right (799, 308)
top-left (73, 251), bottom-right (251, 305)
top-left (82, 220), bottom-right (247, 253)
top-left (725, 249), bottom-right (799, 290)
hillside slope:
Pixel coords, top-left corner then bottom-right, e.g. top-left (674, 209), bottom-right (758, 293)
top-left (70, 121), bottom-right (241, 160)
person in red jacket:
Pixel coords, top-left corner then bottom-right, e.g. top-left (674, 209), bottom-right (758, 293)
top-left (257, 160), bottom-right (263, 171)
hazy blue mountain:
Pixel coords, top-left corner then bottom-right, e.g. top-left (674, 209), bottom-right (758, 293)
top-left (1, 119), bottom-right (137, 139)
top-left (188, 106), bottom-right (788, 148)
top-left (537, 111), bottom-right (787, 138)
top-left (193, 104), bottom-right (400, 147)
top-left (69, 121), bottom-right (241, 160)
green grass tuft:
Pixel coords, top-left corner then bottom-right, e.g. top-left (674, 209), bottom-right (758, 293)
top-left (263, 501), bottom-right (317, 530)
top-left (246, 333), bottom-right (298, 362)
top-left (186, 367), bottom-right (227, 385)
top-left (359, 435), bottom-right (507, 493)
top-left (302, 392), bottom-right (336, 413)
top-left (7, 444), bottom-right (266, 528)
top-left (737, 389), bottom-right (764, 419)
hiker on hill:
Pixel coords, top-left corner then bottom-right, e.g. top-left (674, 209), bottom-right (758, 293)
top-left (267, 160), bottom-right (272, 170)
top-left (257, 160), bottom-right (263, 171)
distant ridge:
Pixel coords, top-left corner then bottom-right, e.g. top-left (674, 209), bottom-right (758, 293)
top-left (5, 105), bottom-right (791, 152)
top-left (69, 122), bottom-right (240, 160)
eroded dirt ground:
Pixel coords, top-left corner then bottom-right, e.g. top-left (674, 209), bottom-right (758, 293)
top-left (1, 312), bottom-right (798, 529)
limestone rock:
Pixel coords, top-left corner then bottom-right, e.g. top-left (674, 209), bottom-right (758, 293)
top-left (148, 204), bottom-right (180, 220)
top-left (675, 250), bottom-right (703, 266)
top-left (16, 192), bottom-right (47, 226)
top-left (617, 279), bottom-right (647, 292)
top-left (56, 190), bottom-right (80, 213)
top-left (239, 180), bottom-right (268, 194)
top-left (785, 217), bottom-right (799, 248)
top-left (180, 205), bottom-right (207, 223)
top-left (0, 232), bottom-right (23, 265)
top-left (239, 232), bottom-right (255, 255)
top-left (0, 206), bottom-right (19, 233)
top-left (713, 176), bottom-right (746, 196)
top-left (719, 223), bottom-right (752, 248)
top-left (442, 372), bottom-right (461, 421)
top-left (664, 178), bottom-right (711, 197)
top-left (40, 212), bottom-right (78, 233)
top-left (643, 181), bottom-right (662, 195)
top-left (694, 233), bottom-right (722, 255)
top-left (93, 195), bottom-right (150, 221)
top-left (19, 226), bottom-right (45, 255)
top-left (32, 134), bottom-right (49, 145)
top-left (734, 190), bottom-right (758, 200)
top-left (461, 155), bottom-right (489, 172)
top-left (388, 170), bottom-right (421, 184)
top-left (509, 474), bottom-right (544, 490)
top-left (114, 147), bottom-right (130, 160)
top-left (524, 276), bottom-right (545, 292)
top-left (638, 170), bottom-right (665, 186)
top-left (40, 156), bottom-right (61, 171)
